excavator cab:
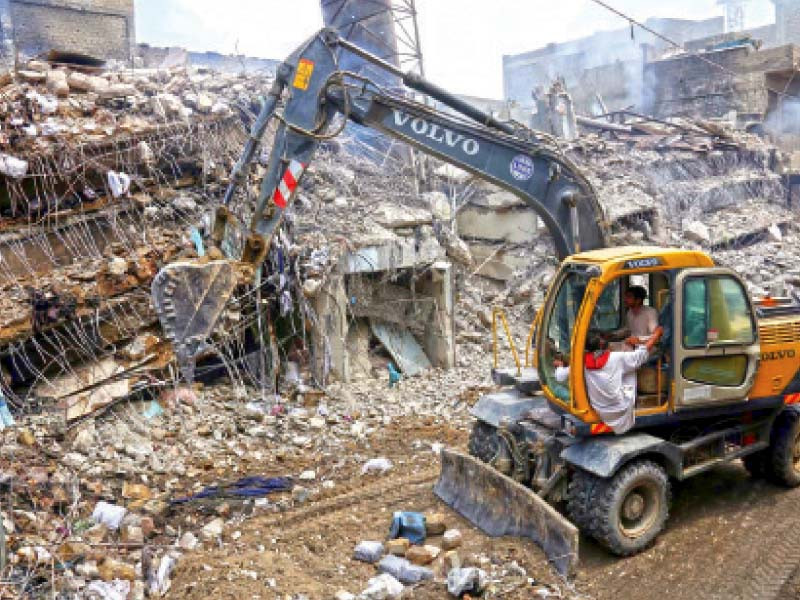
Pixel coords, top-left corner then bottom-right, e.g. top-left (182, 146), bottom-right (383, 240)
top-left (535, 248), bottom-right (763, 423)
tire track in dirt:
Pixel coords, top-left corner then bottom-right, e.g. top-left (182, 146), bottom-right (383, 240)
top-left (257, 467), bottom-right (440, 534)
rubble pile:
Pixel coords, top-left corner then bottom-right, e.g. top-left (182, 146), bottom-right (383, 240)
top-left (568, 127), bottom-right (800, 297)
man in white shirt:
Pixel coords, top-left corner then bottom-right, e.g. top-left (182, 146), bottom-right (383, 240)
top-left (554, 327), bottom-right (663, 434)
top-left (624, 286), bottom-right (659, 347)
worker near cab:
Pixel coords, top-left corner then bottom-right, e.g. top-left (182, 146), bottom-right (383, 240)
top-left (554, 326), bottom-right (664, 434)
top-left (623, 286), bottom-right (659, 347)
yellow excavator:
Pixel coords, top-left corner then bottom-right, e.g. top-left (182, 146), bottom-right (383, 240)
top-left (150, 29), bottom-right (800, 576)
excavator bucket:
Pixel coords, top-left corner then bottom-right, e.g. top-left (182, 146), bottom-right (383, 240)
top-left (434, 449), bottom-right (579, 577)
top-left (151, 260), bottom-right (238, 383)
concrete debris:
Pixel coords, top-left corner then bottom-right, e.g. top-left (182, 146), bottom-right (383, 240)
top-left (447, 567), bottom-right (488, 597)
top-left (683, 220), bottom-right (712, 245)
top-left (361, 573), bottom-right (404, 600)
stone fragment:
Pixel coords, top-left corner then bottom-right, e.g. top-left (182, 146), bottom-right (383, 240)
top-left (18, 70), bottom-right (46, 83)
top-left (447, 567), bottom-right (487, 597)
top-left (0, 154), bottom-right (28, 178)
top-left (683, 221), bottom-right (710, 245)
top-left (120, 525), bottom-right (144, 544)
top-left (99, 557), bottom-right (136, 581)
top-left (178, 531), bottom-right (198, 550)
top-left (442, 529), bottom-right (463, 550)
top-left (442, 550), bottom-right (461, 573)
top-left (122, 482), bottom-right (152, 500)
top-left (67, 72), bottom-right (108, 93)
top-left (46, 70), bottom-right (70, 97)
top-left (353, 540), bottom-right (384, 563)
top-left (385, 538), bottom-right (410, 556)
top-left (406, 544), bottom-right (440, 565)
top-left (84, 523), bottom-right (108, 544)
top-left (768, 224), bottom-right (783, 242)
top-left (201, 517), bottom-right (224, 540)
top-left (361, 573), bottom-right (404, 600)
top-left (196, 93), bottom-right (213, 113)
top-left (99, 83), bottom-right (137, 98)
top-left (424, 512), bottom-right (447, 536)
top-left (57, 540), bottom-right (90, 562)
top-left (298, 469), bottom-right (316, 481)
top-left (17, 428), bottom-right (35, 446)
top-left (335, 592), bottom-right (356, 600)
top-left (292, 485), bottom-right (310, 503)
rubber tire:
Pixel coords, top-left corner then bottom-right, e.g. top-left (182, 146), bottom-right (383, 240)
top-left (566, 469), bottom-right (601, 531)
top-left (468, 421), bottom-right (500, 464)
top-left (768, 410), bottom-right (800, 488)
top-left (584, 460), bottom-right (670, 556)
top-left (742, 450), bottom-right (769, 478)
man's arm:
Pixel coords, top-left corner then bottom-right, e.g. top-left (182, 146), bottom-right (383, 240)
top-left (621, 326), bottom-right (664, 370)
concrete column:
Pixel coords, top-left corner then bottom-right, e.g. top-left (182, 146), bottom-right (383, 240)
top-left (310, 275), bottom-right (350, 384)
top-left (423, 261), bottom-right (455, 369)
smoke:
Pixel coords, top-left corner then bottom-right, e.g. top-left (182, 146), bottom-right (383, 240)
top-left (764, 97), bottom-right (800, 138)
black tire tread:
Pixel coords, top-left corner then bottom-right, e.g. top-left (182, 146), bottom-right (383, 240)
top-left (768, 410), bottom-right (800, 488)
top-left (468, 421), bottom-right (499, 464)
top-left (566, 469), bottom-right (600, 531)
top-left (742, 449), bottom-right (769, 478)
top-left (584, 460), bottom-right (670, 556)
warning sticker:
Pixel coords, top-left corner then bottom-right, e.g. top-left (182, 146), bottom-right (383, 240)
top-left (293, 59), bottom-right (315, 90)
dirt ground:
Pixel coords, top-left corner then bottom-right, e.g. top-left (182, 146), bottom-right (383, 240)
top-left (165, 417), bottom-right (800, 600)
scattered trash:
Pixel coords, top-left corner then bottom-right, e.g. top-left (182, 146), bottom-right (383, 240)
top-left (0, 393), bottom-right (16, 429)
top-left (171, 476), bottom-right (292, 504)
top-left (387, 363), bottom-right (402, 388)
top-left (84, 579), bottom-right (131, 600)
top-left (0, 153), bottom-right (28, 178)
top-left (361, 458), bottom-right (393, 475)
top-left (142, 400), bottom-right (165, 419)
top-left (388, 511), bottom-right (426, 545)
top-left (353, 541), bottom-right (384, 564)
top-left (91, 502), bottom-right (127, 530)
top-left (106, 171), bottom-right (131, 198)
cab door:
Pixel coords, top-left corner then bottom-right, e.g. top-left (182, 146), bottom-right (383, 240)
top-left (673, 268), bottom-right (760, 408)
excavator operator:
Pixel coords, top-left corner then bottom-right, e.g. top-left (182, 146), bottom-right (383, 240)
top-left (553, 326), bottom-right (663, 434)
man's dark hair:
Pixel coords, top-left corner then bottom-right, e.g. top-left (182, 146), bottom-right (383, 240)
top-left (627, 285), bottom-right (648, 302)
top-left (586, 331), bottom-right (607, 353)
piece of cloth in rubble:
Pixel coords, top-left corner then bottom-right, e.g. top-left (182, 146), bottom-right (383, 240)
top-left (627, 305), bottom-right (659, 341)
top-left (170, 476), bottom-right (292, 505)
top-left (388, 511), bottom-right (426, 545)
top-left (556, 346), bottom-right (649, 434)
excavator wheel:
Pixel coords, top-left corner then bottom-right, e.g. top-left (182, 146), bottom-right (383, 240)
top-left (468, 421), bottom-right (500, 464)
top-left (742, 450), bottom-right (770, 478)
top-left (580, 460), bottom-right (670, 556)
top-left (768, 409), bottom-right (800, 488)
top-left (566, 469), bottom-right (601, 531)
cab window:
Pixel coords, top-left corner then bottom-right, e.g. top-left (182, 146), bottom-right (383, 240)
top-left (682, 276), bottom-right (755, 348)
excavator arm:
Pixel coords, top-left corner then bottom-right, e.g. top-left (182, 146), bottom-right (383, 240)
top-left (237, 28), bottom-right (607, 262)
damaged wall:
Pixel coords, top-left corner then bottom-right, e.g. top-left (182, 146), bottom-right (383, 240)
top-left (642, 42), bottom-right (800, 122)
top-left (3, 0), bottom-right (135, 62)
top-left (502, 16), bottom-right (724, 114)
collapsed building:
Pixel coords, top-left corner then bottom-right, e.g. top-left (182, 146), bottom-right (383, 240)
top-left (0, 2), bottom-right (798, 598)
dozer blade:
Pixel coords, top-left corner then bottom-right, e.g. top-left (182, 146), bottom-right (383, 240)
top-left (434, 449), bottom-right (579, 577)
top-left (151, 260), bottom-right (237, 383)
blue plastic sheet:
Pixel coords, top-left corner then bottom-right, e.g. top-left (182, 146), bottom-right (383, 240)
top-left (171, 476), bottom-right (292, 505)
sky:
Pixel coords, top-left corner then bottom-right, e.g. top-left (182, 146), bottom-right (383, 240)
top-left (134, 0), bottom-right (776, 98)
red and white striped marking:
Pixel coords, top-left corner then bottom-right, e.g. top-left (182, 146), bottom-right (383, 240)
top-left (272, 160), bottom-right (306, 209)
top-left (785, 393), bottom-right (800, 405)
